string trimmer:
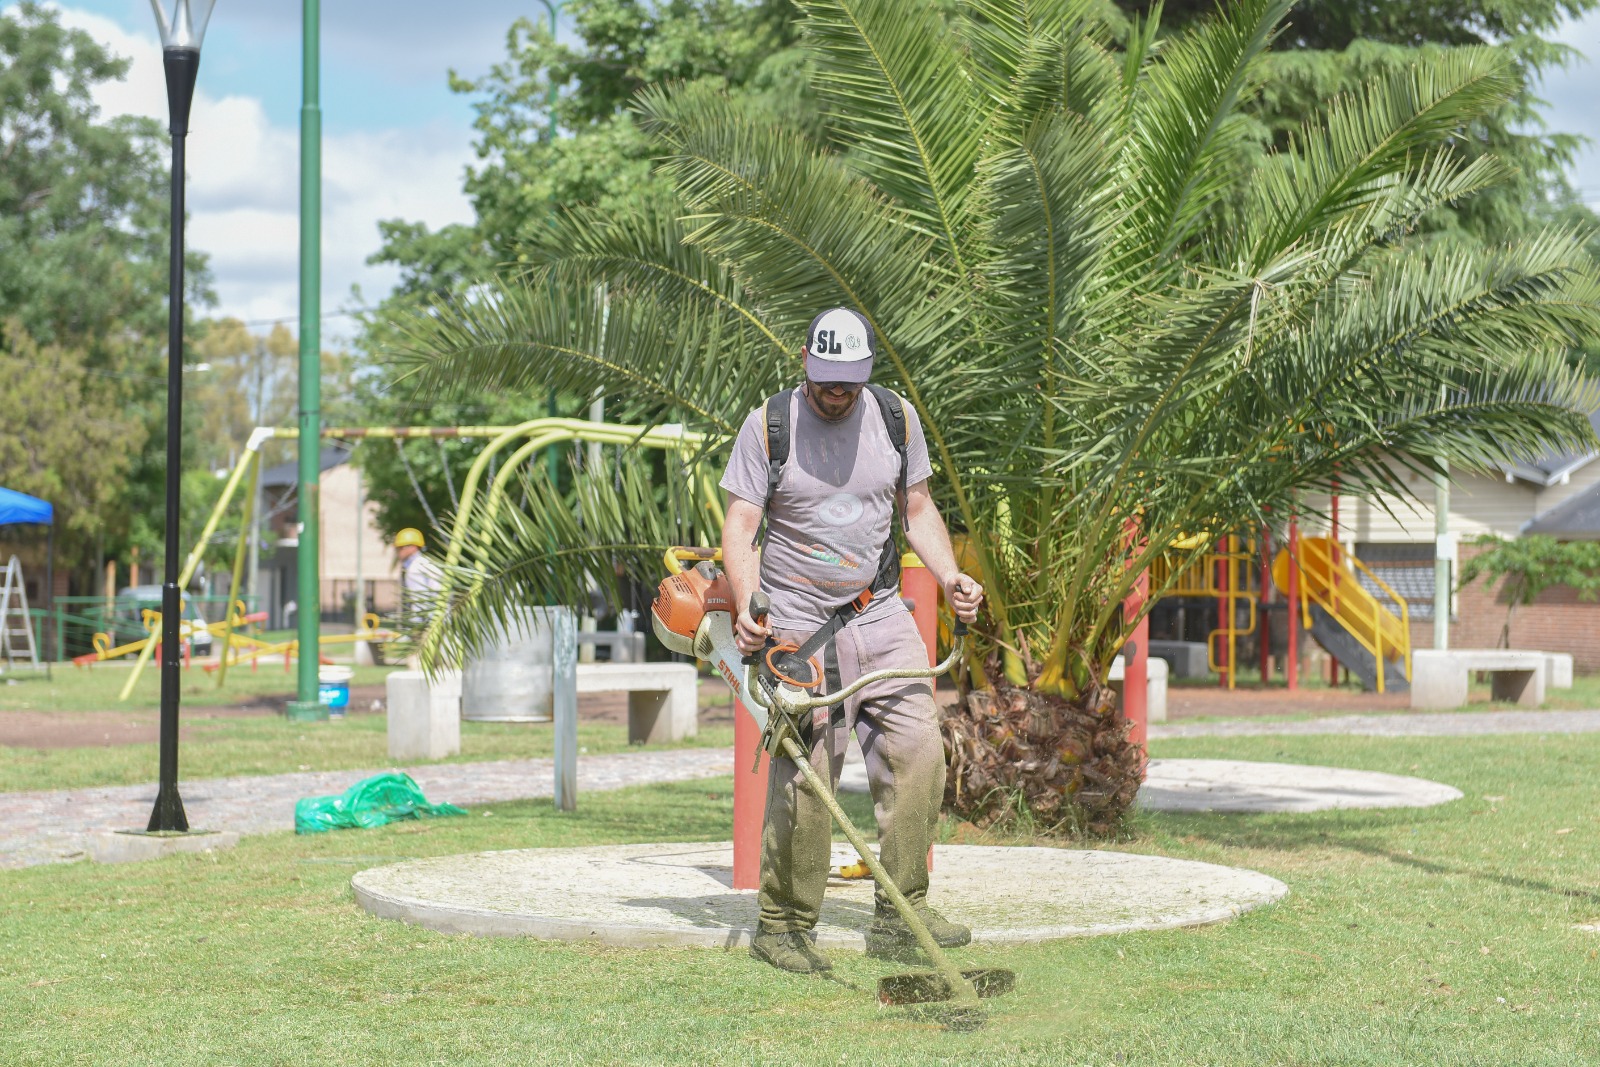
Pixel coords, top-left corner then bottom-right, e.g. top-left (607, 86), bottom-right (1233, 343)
top-left (652, 551), bottom-right (1014, 1030)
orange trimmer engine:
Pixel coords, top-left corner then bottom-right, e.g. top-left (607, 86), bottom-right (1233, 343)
top-left (651, 561), bottom-right (735, 656)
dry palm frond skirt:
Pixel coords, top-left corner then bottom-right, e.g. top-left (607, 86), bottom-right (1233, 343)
top-left (940, 656), bottom-right (1143, 836)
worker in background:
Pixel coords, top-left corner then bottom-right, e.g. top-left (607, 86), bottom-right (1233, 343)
top-left (395, 527), bottom-right (441, 625)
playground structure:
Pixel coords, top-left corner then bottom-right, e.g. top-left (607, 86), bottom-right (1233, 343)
top-left (1149, 523), bottom-right (1412, 693)
top-left (92, 419), bottom-right (716, 702)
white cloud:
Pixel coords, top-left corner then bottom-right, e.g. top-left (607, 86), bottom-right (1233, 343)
top-left (46, 4), bottom-right (476, 336)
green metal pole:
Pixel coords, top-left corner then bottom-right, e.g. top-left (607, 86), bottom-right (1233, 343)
top-left (1434, 459), bottom-right (1450, 651)
top-left (288, 0), bottom-right (325, 722)
top-left (540, 0), bottom-right (561, 487)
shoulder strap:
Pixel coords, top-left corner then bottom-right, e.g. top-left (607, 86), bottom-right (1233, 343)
top-left (865, 384), bottom-right (909, 532)
top-left (752, 389), bottom-right (794, 548)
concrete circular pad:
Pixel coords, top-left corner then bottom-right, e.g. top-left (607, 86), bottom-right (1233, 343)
top-left (1136, 759), bottom-right (1463, 813)
top-left (839, 757), bottom-right (1460, 814)
top-left (353, 842), bottom-right (1287, 948)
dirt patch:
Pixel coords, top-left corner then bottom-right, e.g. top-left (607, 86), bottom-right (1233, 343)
top-left (0, 681), bottom-right (735, 750)
top-left (0, 684), bottom-right (389, 750)
top-left (1165, 683), bottom-right (1409, 720)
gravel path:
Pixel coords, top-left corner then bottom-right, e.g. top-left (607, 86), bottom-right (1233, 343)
top-left (1149, 709), bottom-right (1600, 739)
top-left (0, 748), bottom-right (733, 871)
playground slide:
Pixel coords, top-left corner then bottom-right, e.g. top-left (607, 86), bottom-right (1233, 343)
top-left (1272, 537), bottom-right (1411, 693)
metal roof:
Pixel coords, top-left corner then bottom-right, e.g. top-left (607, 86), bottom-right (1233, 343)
top-left (1500, 411), bottom-right (1600, 487)
top-left (260, 444), bottom-right (354, 489)
top-left (1524, 481), bottom-right (1600, 540)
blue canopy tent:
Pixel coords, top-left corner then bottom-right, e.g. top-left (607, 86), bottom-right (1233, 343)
top-left (0, 487), bottom-right (55, 664)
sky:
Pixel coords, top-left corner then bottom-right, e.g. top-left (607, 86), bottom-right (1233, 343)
top-left (23, 2), bottom-right (1600, 343)
top-left (31, 0), bottom-right (558, 342)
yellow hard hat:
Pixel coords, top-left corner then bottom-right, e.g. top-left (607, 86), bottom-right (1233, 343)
top-left (395, 528), bottom-right (425, 549)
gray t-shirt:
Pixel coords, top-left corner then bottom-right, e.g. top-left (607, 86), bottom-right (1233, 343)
top-left (721, 389), bottom-right (934, 629)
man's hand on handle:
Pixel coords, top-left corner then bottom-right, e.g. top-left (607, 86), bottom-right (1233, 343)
top-left (735, 608), bottom-right (773, 656)
top-left (944, 573), bottom-right (984, 624)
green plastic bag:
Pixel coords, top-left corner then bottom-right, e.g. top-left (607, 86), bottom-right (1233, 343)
top-left (294, 772), bottom-right (467, 834)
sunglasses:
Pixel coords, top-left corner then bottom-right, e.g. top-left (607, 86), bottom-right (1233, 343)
top-left (811, 380), bottom-right (864, 393)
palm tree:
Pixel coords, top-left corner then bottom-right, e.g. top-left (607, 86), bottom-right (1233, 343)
top-left (394, 0), bottom-right (1600, 834)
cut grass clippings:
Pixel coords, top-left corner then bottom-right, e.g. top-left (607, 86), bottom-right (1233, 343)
top-left (4, 732), bottom-right (1600, 1064)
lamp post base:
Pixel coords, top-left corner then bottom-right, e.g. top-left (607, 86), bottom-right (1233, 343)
top-left (90, 828), bottom-right (239, 865)
top-left (286, 699), bottom-right (328, 723)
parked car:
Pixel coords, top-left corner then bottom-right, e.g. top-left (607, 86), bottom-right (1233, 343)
top-left (112, 586), bottom-right (214, 656)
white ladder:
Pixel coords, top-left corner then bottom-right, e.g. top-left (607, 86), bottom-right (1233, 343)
top-left (0, 556), bottom-right (42, 672)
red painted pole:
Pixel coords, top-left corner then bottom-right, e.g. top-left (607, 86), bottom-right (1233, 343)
top-left (1258, 528), bottom-right (1272, 685)
top-left (1287, 518), bottom-right (1300, 692)
top-left (1215, 548), bottom-right (1227, 688)
top-left (900, 553), bottom-right (939, 668)
top-left (732, 698), bottom-right (769, 891)
top-left (1123, 571), bottom-right (1150, 774)
top-left (1329, 488), bottom-right (1341, 687)
top-left (901, 553), bottom-right (938, 870)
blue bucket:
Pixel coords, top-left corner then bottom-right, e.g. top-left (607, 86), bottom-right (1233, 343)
top-left (318, 665), bottom-right (352, 712)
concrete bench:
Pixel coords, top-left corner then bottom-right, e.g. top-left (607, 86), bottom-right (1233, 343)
top-left (1545, 653), bottom-right (1574, 691)
top-left (1109, 655), bottom-right (1171, 723)
top-left (1148, 640), bottom-right (1209, 680)
top-left (1411, 649), bottom-right (1546, 710)
top-left (576, 662), bottom-right (699, 743)
top-left (387, 670), bottom-right (462, 760)
top-left (578, 630), bottom-right (645, 663)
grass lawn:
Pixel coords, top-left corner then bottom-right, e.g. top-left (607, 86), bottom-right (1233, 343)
top-left (3, 731), bottom-right (1598, 1064)
top-left (0, 663), bottom-right (402, 714)
top-left (0, 666), bottom-right (735, 793)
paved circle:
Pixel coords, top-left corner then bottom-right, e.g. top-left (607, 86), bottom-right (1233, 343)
top-left (352, 841), bottom-right (1287, 948)
top-left (839, 757), bottom-right (1462, 813)
top-left (1136, 759), bottom-right (1462, 813)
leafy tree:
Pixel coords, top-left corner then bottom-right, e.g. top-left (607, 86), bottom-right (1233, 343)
top-left (1, 3), bottom-right (214, 583)
top-left (393, 0), bottom-right (1600, 834)
top-left (0, 2), bottom-right (210, 352)
top-left (1458, 534), bottom-right (1600, 646)
top-left (0, 321), bottom-right (144, 563)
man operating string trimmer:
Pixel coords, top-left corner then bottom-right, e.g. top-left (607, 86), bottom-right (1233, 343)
top-left (720, 306), bottom-right (985, 975)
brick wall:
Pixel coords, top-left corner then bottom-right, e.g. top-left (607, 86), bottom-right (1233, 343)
top-left (1446, 544), bottom-right (1600, 671)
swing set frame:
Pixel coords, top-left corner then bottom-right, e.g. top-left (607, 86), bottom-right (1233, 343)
top-left (108, 420), bottom-right (718, 700)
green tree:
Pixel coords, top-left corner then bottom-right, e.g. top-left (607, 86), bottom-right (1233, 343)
top-left (0, 321), bottom-right (144, 561)
top-left (1458, 534), bottom-right (1600, 646)
top-left (393, 0), bottom-right (1600, 833)
top-left (1, 3), bottom-right (214, 583)
top-left (0, 2), bottom-right (209, 350)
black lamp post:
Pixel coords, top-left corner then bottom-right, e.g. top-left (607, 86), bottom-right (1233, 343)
top-left (147, 0), bottom-right (216, 833)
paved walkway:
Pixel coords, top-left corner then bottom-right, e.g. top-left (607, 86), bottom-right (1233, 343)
top-left (8, 708), bottom-right (1598, 871)
top-left (1149, 709), bottom-right (1600, 739)
top-left (0, 748), bottom-right (732, 871)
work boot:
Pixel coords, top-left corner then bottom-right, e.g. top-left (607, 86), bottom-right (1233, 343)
top-left (866, 905), bottom-right (971, 960)
top-left (750, 929), bottom-right (833, 974)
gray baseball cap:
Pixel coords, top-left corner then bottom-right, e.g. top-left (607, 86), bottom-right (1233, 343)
top-left (803, 307), bottom-right (875, 384)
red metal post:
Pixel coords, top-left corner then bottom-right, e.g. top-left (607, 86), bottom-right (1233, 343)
top-left (1258, 528), bottom-right (1271, 684)
top-left (900, 553), bottom-right (938, 667)
top-left (1329, 488), bottom-right (1340, 687)
top-left (1123, 570), bottom-right (1150, 773)
top-left (1287, 518), bottom-right (1300, 691)
top-left (901, 553), bottom-right (938, 870)
top-left (732, 698), bottom-right (769, 891)
top-left (1215, 548), bottom-right (1227, 687)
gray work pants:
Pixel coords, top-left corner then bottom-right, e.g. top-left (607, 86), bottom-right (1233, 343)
top-left (759, 608), bottom-right (945, 932)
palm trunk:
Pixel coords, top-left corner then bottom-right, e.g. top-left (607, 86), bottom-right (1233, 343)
top-left (940, 654), bottom-right (1143, 836)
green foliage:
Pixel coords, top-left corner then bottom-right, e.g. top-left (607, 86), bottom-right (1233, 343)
top-left (1458, 533), bottom-right (1600, 645)
top-left (1119, 0), bottom-right (1598, 52)
top-left (0, 2), bottom-right (210, 351)
top-left (396, 0), bottom-right (1600, 700)
top-left (0, 3), bottom-right (215, 580)
top-left (0, 321), bottom-right (143, 555)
